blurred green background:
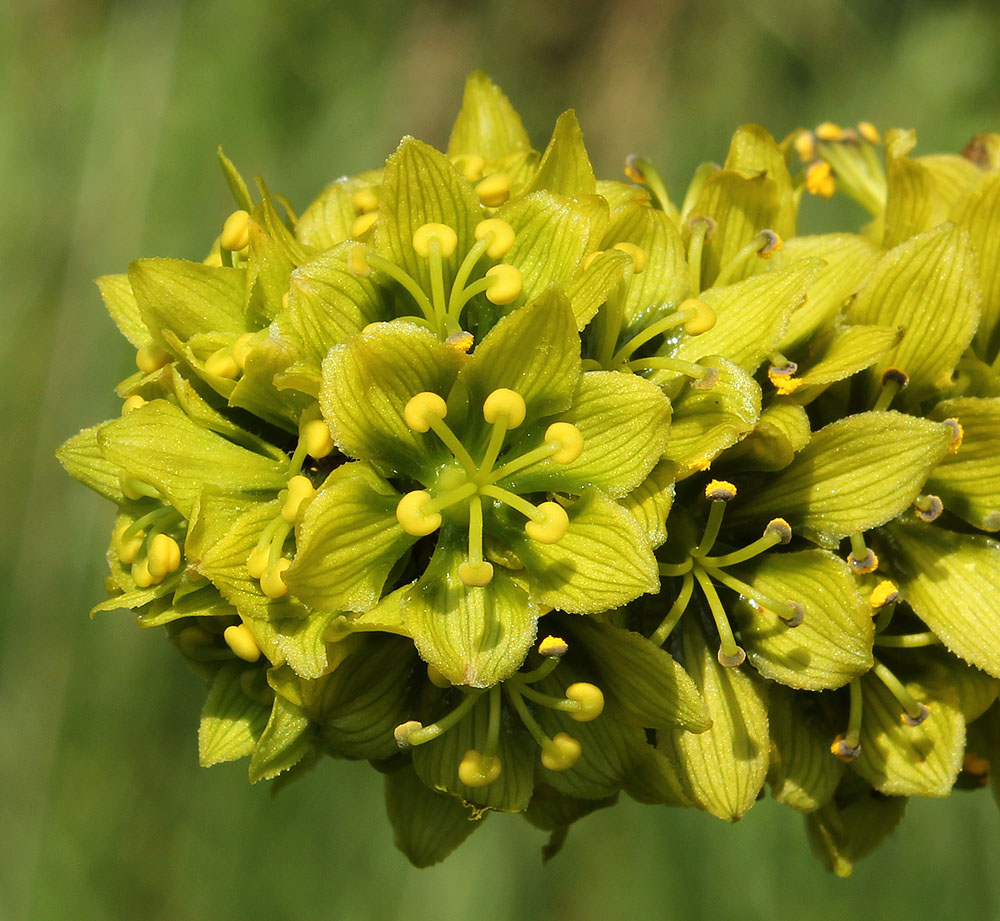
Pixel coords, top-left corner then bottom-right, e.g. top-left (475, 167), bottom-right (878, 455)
top-left (3, 1), bottom-right (1000, 919)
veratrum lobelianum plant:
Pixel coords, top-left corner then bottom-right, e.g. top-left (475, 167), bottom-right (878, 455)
top-left (59, 73), bottom-right (1000, 874)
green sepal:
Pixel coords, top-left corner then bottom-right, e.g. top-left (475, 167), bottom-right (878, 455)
top-left (563, 249), bottom-right (629, 330)
top-left (659, 617), bottom-right (770, 822)
top-left (526, 110), bottom-right (596, 197)
top-left (729, 549), bottom-right (874, 691)
top-left (917, 646), bottom-right (1000, 724)
top-left (719, 398), bottom-right (810, 472)
top-left (97, 400), bottom-right (287, 518)
top-left (849, 223), bottom-right (981, 407)
top-left (128, 258), bottom-right (247, 347)
top-left (448, 71), bottom-right (533, 161)
top-left (320, 321), bottom-right (461, 478)
top-left (217, 146), bottom-right (253, 212)
top-left (228, 331), bottom-right (308, 431)
top-left (294, 171), bottom-right (382, 251)
top-left (284, 463), bottom-right (415, 613)
top-left (883, 519), bottom-right (1000, 678)
top-left (248, 693), bottom-right (312, 783)
top-left (723, 124), bottom-right (797, 235)
top-left (523, 786), bottom-right (619, 830)
top-left (57, 422), bottom-right (127, 504)
top-left (967, 702), bottom-right (1000, 810)
top-left (95, 274), bottom-right (148, 348)
top-left (412, 690), bottom-right (534, 813)
top-left (242, 610), bottom-right (340, 680)
top-left (385, 763), bottom-right (483, 868)
top-left (927, 397), bottom-right (1000, 531)
top-left (619, 460), bottom-right (675, 546)
top-left (198, 663), bottom-right (271, 767)
top-left (245, 187), bottom-right (310, 321)
top-left (622, 746), bottom-right (692, 807)
top-left (133, 583), bottom-right (234, 628)
top-left (767, 685), bottom-right (842, 813)
top-left (90, 579), bottom-right (179, 618)
top-left (662, 356), bottom-right (761, 480)
top-left (401, 530), bottom-right (539, 688)
top-left (736, 411), bottom-right (952, 546)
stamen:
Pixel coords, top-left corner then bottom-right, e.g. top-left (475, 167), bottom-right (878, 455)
top-left (352, 188), bottom-right (379, 213)
top-left (232, 333), bottom-right (255, 371)
top-left (488, 422), bottom-right (584, 483)
top-left (504, 684), bottom-right (581, 771)
top-left (686, 215), bottom-right (715, 293)
top-left (794, 131), bottom-right (817, 163)
top-left (581, 251), bottom-right (603, 271)
top-left (650, 571), bottom-right (694, 646)
top-left (873, 367), bottom-right (908, 411)
top-left (482, 388), bottom-right (526, 428)
top-left (452, 154), bottom-right (485, 183)
top-left (357, 249), bottom-right (437, 325)
top-left (815, 122), bottom-right (844, 141)
top-left (114, 520), bottom-right (146, 564)
top-left (147, 533), bottom-right (182, 580)
top-left (121, 395), bottom-right (146, 415)
top-left (131, 558), bottom-right (154, 588)
top-left (847, 533), bottom-right (878, 574)
top-left (538, 636), bottom-right (568, 659)
top-left (474, 218), bottom-right (516, 259)
top-left (658, 560), bottom-right (693, 578)
top-left (281, 475), bottom-right (316, 523)
top-left (349, 211), bottom-right (378, 239)
top-left (458, 749), bottom-right (502, 787)
top-left (913, 494), bottom-right (943, 523)
top-left (611, 298), bottom-right (716, 365)
top-left (403, 391), bottom-right (448, 433)
top-left (427, 664), bottom-right (452, 688)
top-left (515, 680), bottom-right (604, 722)
top-left (246, 545), bottom-right (271, 580)
top-left (136, 343), bottom-right (171, 374)
top-left (119, 475), bottom-right (162, 501)
top-left (395, 490), bottom-right (443, 536)
top-left (857, 122), bottom-right (880, 145)
top-left (612, 242), bottom-right (647, 273)
top-left (869, 580), bottom-right (899, 608)
top-left (260, 558), bottom-right (291, 598)
top-left (523, 500), bottom-right (570, 544)
top-left (300, 418), bottom-right (335, 459)
top-left (873, 631), bottom-right (940, 648)
top-left (627, 356), bottom-right (718, 388)
top-left (831, 678), bottom-right (863, 761)
top-left (805, 161), bottom-right (836, 198)
top-left (445, 330), bottom-right (474, 354)
top-left (459, 496), bottom-right (494, 587)
top-left (482, 264), bottom-right (523, 305)
top-left (205, 347), bottom-right (239, 380)
top-left (624, 154), bottom-right (671, 212)
top-left (942, 418), bottom-right (963, 453)
top-left (396, 688), bottom-right (484, 748)
top-left (223, 623), bottom-right (262, 663)
top-left (699, 518), bottom-right (790, 568)
top-left (412, 223), bottom-right (459, 259)
top-left (690, 481), bottom-right (736, 556)
top-left (704, 565), bottom-right (805, 627)
top-left (872, 659), bottom-right (930, 726)
top-left (692, 566), bottom-right (746, 667)
top-left (220, 209), bottom-right (251, 252)
top-left (714, 230), bottom-right (783, 287)
top-left (475, 172), bottom-right (512, 207)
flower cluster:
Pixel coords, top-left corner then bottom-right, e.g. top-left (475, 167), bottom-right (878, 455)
top-left (59, 73), bottom-right (1000, 873)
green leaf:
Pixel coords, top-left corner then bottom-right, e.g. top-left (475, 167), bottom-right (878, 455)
top-left (401, 531), bottom-right (539, 687)
top-left (198, 664), bottom-right (270, 767)
top-left (284, 463), bottom-right (414, 613)
top-left (385, 763), bottom-right (483, 868)
top-left (526, 110), bottom-right (596, 197)
top-left (767, 685), bottom-right (842, 813)
top-left (248, 694), bottom-right (312, 783)
top-left (662, 356), bottom-right (761, 479)
top-left (447, 71), bottom-right (532, 161)
top-left (294, 171), bottom-right (382, 251)
top-left (729, 549), bottom-right (874, 690)
top-left (320, 321), bottom-right (461, 477)
top-left (128, 258), bottom-right (247, 347)
top-left (57, 422), bottom-right (127, 504)
top-left (507, 489), bottom-right (659, 615)
top-left (848, 224), bottom-right (981, 407)
top-left (927, 397), bottom-right (1000, 530)
top-left (97, 400), bottom-right (287, 518)
top-left (720, 398), bottom-right (810, 472)
top-left (660, 617), bottom-right (770, 821)
top-left (736, 411), bottom-right (952, 546)
top-left (883, 520), bottom-right (1000, 678)
top-left (619, 460), bottom-right (675, 546)
top-left (95, 274), bottom-right (148, 348)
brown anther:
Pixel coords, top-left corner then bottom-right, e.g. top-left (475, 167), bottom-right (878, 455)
top-left (847, 549), bottom-right (879, 575)
top-left (914, 495), bottom-right (943, 523)
top-left (831, 734), bottom-right (860, 762)
top-left (687, 214), bottom-right (717, 241)
top-left (779, 601), bottom-right (805, 628)
top-left (765, 518), bottom-right (793, 545)
top-left (757, 229), bottom-right (782, 257)
top-left (704, 479), bottom-right (737, 502)
top-left (881, 367), bottom-right (909, 391)
top-left (943, 418), bottom-right (963, 453)
top-left (901, 702), bottom-right (930, 727)
top-left (624, 154), bottom-right (646, 183)
top-left (717, 646), bottom-right (747, 668)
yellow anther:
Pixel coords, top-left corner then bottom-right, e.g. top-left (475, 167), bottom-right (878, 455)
top-left (458, 750), bottom-right (502, 787)
top-left (204, 250), bottom-right (223, 267)
top-left (539, 635), bottom-right (569, 658)
top-left (757, 229), bottom-right (783, 257)
top-left (300, 418), bottom-right (335, 459)
top-left (545, 422), bottom-right (584, 464)
top-left (459, 560), bottom-right (494, 587)
top-left (815, 122), bottom-right (844, 142)
top-left (221, 209), bottom-right (251, 252)
top-left (232, 333), bottom-right (255, 370)
top-left (869, 580), bottom-right (899, 608)
top-left (120, 475), bottom-right (150, 502)
top-left (403, 391), bottom-right (448, 433)
top-left (581, 250), bottom-right (603, 271)
top-left (204, 347), bottom-right (240, 379)
top-left (943, 418), bottom-right (963, 453)
top-left (769, 368), bottom-right (801, 395)
top-left (474, 218), bottom-right (516, 259)
top-left (858, 121), bottom-right (880, 144)
top-left (282, 475), bottom-right (315, 523)
top-left (445, 330), bottom-right (474, 354)
top-left (525, 501), bottom-right (570, 544)
top-left (121, 395), bottom-right (147, 416)
top-left (475, 172), bottom-right (512, 207)
top-left (394, 720), bottom-right (424, 748)
top-left (484, 264), bottom-right (523, 305)
top-left (131, 557), bottom-right (154, 588)
top-left (147, 533), bottom-right (182, 580)
top-left (412, 222), bottom-right (459, 259)
top-left (541, 732), bottom-right (582, 771)
top-left (114, 521), bottom-right (145, 564)
top-left (223, 623), bottom-right (261, 663)
top-left (964, 752), bottom-right (990, 776)
top-left (830, 734), bottom-right (860, 762)
top-left (847, 549), bottom-right (879, 575)
top-left (352, 187), bottom-right (379, 213)
top-left (565, 682), bottom-right (605, 722)
top-left (679, 298), bottom-right (716, 335)
top-left (705, 480), bottom-right (737, 502)
top-left (426, 664), bottom-right (452, 689)
top-left (483, 388), bottom-right (526, 427)
top-left (452, 153), bottom-right (486, 183)
top-left (350, 211), bottom-right (379, 239)
top-left (260, 558), bottom-right (291, 599)
top-left (612, 241), bottom-right (647, 273)
top-left (805, 161), bottom-right (836, 198)
top-left (396, 490), bottom-right (442, 537)
top-left (348, 244), bottom-right (371, 277)
top-left (136, 343), bottom-right (171, 374)
top-left (246, 545), bottom-right (270, 580)
top-left (764, 518), bottom-right (793, 544)
top-left (178, 625), bottom-right (214, 656)
top-left (793, 131), bottom-right (817, 163)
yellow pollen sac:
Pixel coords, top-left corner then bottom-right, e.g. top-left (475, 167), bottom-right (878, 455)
top-left (830, 734), bottom-right (860, 762)
top-left (525, 501), bottom-right (570, 544)
top-left (815, 121), bottom-right (844, 142)
top-left (412, 222), bottom-right (459, 259)
top-left (396, 490), bottom-right (442, 537)
top-left (539, 635), bottom-right (569, 658)
top-left (541, 732), bottom-right (582, 771)
top-left (943, 418), bottom-right (963, 453)
top-left (282, 475), bottom-right (316, 523)
top-left (232, 332), bottom-right (255, 370)
top-left (612, 241), bottom-right (647, 273)
top-left (147, 533), bottom-right (182, 580)
top-left (204, 347), bottom-right (240, 380)
top-left (565, 683), bottom-right (605, 722)
top-left (484, 264), bottom-right (523, 305)
top-left (805, 161), bottom-right (836, 198)
top-left (246, 545), bottom-right (270, 580)
top-left (131, 557), bottom-right (154, 588)
top-left (452, 153), bottom-right (486, 183)
top-left (120, 475), bottom-right (153, 502)
top-left (114, 522), bottom-right (146, 565)
top-left (223, 624), bottom-right (261, 663)
top-left (680, 298), bottom-right (716, 335)
top-left (404, 391), bottom-right (449, 433)
top-left (459, 560), bottom-right (494, 587)
top-left (445, 330), bottom-right (475, 354)
top-left (220, 209), bottom-right (251, 252)
top-left (300, 418), bottom-right (335, 459)
top-left (121, 394), bottom-right (147, 416)
top-left (260, 558), bottom-right (291, 599)
top-left (768, 364), bottom-right (801, 395)
top-left (483, 388), bottom-right (526, 427)
top-left (704, 479), bottom-right (737, 502)
top-left (458, 750), bottom-right (503, 787)
top-left (136, 343), bottom-right (171, 374)
top-left (581, 250), bottom-right (603, 271)
top-left (858, 121), bottom-right (880, 144)
top-left (545, 422), bottom-right (584, 464)
top-left (475, 218), bottom-right (516, 259)
top-left (394, 720), bottom-right (424, 748)
top-left (793, 131), bottom-right (817, 163)
top-left (869, 580), bottom-right (899, 608)
top-left (475, 172), bottom-right (512, 207)
top-left (348, 244), bottom-right (372, 277)
top-left (352, 187), bottom-right (379, 213)
top-left (764, 518), bottom-right (793, 544)
top-left (350, 211), bottom-right (379, 239)
top-left (426, 664), bottom-right (452, 689)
